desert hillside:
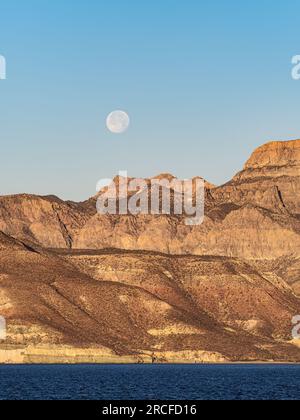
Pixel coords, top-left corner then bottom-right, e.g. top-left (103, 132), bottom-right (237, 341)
top-left (1, 139), bottom-right (300, 363)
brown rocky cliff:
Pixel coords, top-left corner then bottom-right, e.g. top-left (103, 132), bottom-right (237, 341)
top-left (212, 139), bottom-right (300, 215)
top-left (0, 194), bottom-right (90, 248)
top-left (73, 140), bottom-right (300, 260)
top-left (0, 139), bottom-right (300, 262)
top-left (244, 140), bottom-right (300, 171)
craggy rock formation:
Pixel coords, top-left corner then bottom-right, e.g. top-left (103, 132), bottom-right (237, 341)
top-left (1, 140), bottom-right (300, 261)
top-left (211, 140), bottom-right (300, 214)
top-left (1, 139), bottom-right (300, 362)
top-left (0, 194), bottom-right (90, 248)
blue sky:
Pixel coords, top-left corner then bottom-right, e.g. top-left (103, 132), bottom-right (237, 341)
top-left (0, 0), bottom-right (300, 200)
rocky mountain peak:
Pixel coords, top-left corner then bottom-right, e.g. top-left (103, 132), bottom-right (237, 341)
top-left (244, 139), bottom-right (300, 170)
top-left (152, 173), bottom-right (177, 182)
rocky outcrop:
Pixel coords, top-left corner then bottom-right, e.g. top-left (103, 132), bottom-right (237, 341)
top-left (244, 140), bottom-right (300, 174)
top-left (211, 140), bottom-right (300, 215)
top-left (0, 194), bottom-right (90, 248)
top-left (0, 231), bottom-right (26, 251)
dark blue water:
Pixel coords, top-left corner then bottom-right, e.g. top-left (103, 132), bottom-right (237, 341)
top-left (0, 364), bottom-right (299, 400)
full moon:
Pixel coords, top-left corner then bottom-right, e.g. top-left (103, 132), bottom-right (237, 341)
top-left (106, 110), bottom-right (130, 134)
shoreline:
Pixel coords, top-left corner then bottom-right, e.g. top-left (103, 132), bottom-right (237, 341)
top-left (0, 348), bottom-right (299, 366)
top-left (2, 340), bottom-right (300, 366)
top-left (1, 362), bottom-right (300, 366)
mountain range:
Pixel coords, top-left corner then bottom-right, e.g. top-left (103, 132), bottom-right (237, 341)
top-left (1, 139), bottom-right (300, 363)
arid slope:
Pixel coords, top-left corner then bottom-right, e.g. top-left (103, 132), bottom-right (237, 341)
top-left (1, 241), bottom-right (300, 362)
top-left (1, 139), bottom-right (300, 362)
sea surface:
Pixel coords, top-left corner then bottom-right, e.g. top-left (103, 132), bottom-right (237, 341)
top-left (0, 364), bottom-right (299, 400)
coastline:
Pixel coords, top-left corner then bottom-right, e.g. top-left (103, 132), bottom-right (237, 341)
top-left (0, 345), bottom-right (299, 365)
